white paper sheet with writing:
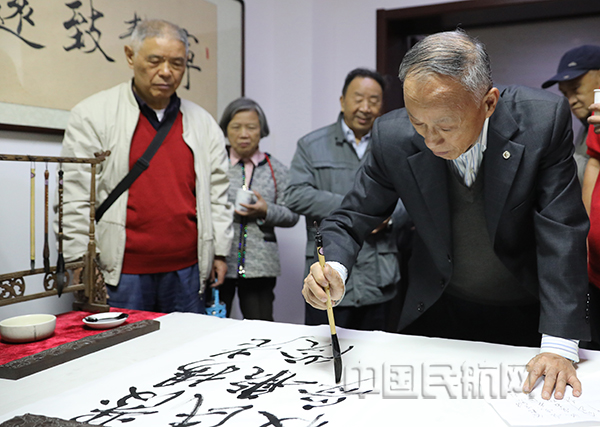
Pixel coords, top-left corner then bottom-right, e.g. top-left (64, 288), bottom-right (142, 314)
top-left (5, 320), bottom-right (377, 426)
top-left (5, 315), bottom-right (600, 426)
top-left (487, 370), bottom-right (600, 426)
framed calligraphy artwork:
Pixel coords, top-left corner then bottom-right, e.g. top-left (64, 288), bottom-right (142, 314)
top-left (0, 0), bottom-right (244, 134)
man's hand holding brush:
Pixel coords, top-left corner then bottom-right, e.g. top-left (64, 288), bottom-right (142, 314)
top-left (303, 261), bottom-right (345, 310)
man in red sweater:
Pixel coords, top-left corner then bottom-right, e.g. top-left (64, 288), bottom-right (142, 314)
top-left (59, 20), bottom-right (232, 313)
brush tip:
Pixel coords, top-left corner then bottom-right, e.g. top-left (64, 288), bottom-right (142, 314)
top-left (334, 357), bottom-right (343, 383)
top-left (331, 334), bottom-right (342, 383)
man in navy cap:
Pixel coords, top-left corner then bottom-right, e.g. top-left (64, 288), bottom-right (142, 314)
top-left (542, 45), bottom-right (600, 183)
top-left (551, 47), bottom-right (600, 351)
top-left (544, 46), bottom-right (600, 351)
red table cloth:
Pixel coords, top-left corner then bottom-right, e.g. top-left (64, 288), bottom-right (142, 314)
top-left (0, 308), bottom-right (166, 365)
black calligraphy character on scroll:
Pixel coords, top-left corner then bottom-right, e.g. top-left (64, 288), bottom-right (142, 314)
top-left (171, 397), bottom-right (258, 427)
top-left (119, 12), bottom-right (142, 39)
top-left (210, 338), bottom-right (274, 359)
top-left (154, 359), bottom-right (240, 388)
top-left (63, 0), bottom-right (115, 62)
top-left (280, 338), bottom-right (353, 366)
top-left (175, 404), bottom-right (254, 426)
top-left (210, 336), bottom-right (350, 362)
top-left (299, 382), bottom-right (370, 410)
top-left (281, 339), bottom-right (334, 365)
top-left (182, 29), bottom-right (201, 90)
top-left (228, 367), bottom-right (318, 400)
top-left (71, 386), bottom-right (184, 425)
top-left (0, 0), bottom-right (44, 49)
top-left (169, 393), bottom-right (203, 427)
top-left (257, 411), bottom-right (328, 427)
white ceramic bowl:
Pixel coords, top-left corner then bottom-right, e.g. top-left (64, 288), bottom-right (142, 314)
top-left (0, 314), bottom-right (57, 343)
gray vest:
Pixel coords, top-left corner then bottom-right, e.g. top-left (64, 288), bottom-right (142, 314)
top-left (446, 166), bottom-right (535, 305)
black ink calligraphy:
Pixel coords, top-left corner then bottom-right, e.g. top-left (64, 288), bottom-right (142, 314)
top-left (299, 382), bottom-right (371, 410)
top-left (282, 339), bottom-right (354, 365)
top-left (228, 367), bottom-right (318, 400)
top-left (119, 12), bottom-right (142, 39)
top-left (63, 0), bottom-right (114, 62)
top-left (71, 335), bottom-right (364, 425)
top-left (154, 359), bottom-right (240, 388)
top-left (182, 29), bottom-right (201, 90)
top-left (0, 0), bottom-right (44, 49)
top-left (72, 387), bottom-right (184, 425)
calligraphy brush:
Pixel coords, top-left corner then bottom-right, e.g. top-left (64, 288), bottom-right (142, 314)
top-left (56, 166), bottom-right (65, 297)
top-left (314, 221), bottom-right (342, 384)
top-left (30, 162), bottom-right (36, 273)
top-left (43, 166), bottom-right (50, 274)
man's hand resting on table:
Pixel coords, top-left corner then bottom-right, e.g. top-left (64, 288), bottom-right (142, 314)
top-left (523, 352), bottom-right (580, 400)
top-left (302, 262), bottom-right (345, 308)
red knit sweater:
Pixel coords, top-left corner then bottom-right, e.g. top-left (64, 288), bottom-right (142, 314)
top-left (121, 112), bottom-right (198, 274)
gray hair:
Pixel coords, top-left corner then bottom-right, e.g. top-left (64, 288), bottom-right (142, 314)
top-left (220, 97), bottom-right (270, 138)
top-left (398, 30), bottom-right (493, 102)
top-left (130, 19), bottom-right (189, 55)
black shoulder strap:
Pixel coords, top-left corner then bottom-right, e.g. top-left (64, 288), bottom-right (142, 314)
top-left (95, 111), bottom-right (178, 222)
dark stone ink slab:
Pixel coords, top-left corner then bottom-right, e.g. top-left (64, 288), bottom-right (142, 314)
top-left (0, 413), bottom-right (92, 426)
top-left (0, 320), bottom-right (160, 380)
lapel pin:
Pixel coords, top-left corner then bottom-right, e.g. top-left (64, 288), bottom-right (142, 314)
top-left (502, 151), bottom-right (511, 160)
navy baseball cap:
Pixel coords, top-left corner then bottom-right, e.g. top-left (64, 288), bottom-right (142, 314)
top-left (542, 45), bottom-right (600, 88)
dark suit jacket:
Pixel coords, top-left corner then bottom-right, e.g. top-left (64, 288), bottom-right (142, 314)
top-left (321, 85), bottom-right (591, 340)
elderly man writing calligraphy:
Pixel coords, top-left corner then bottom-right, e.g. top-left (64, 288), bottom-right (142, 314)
top-left (303, 30), bottom-right (590, 400)
top-left (58, 19), bottom-right (232, 313)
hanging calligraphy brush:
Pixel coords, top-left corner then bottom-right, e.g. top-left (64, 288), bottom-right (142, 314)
top-left (313, 221), bottom-right (343, 384)
top-left (56, 165), bottom-right (65, 297)
top-left (30, 161), bottom-right (36, 273)
top-left (43, 164), bottom-right (50, 274)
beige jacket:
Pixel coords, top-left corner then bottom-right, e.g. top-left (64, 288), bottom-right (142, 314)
top-left (57, 82), bottom-right (233, 287)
